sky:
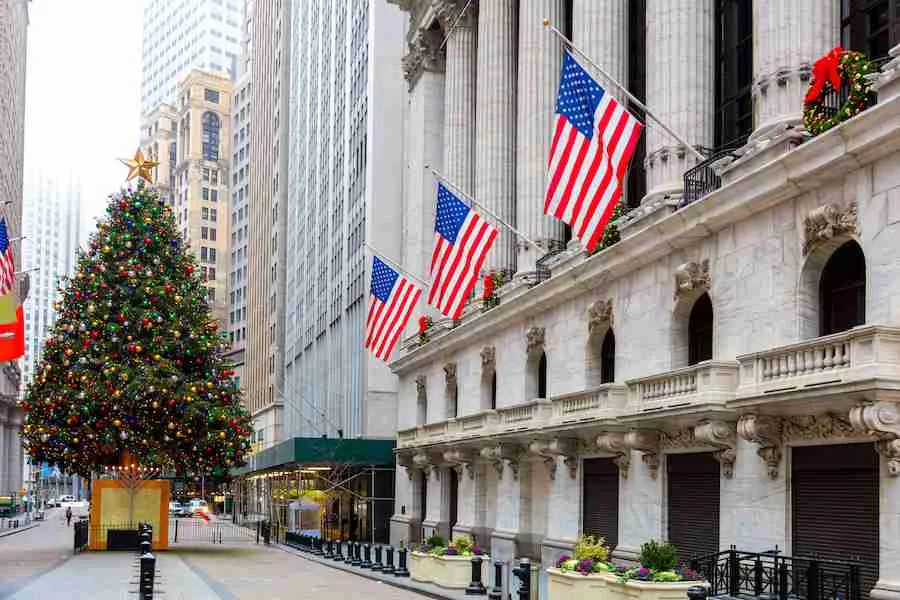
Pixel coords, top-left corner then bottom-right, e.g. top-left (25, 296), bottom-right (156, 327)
top-left (23, 0), bottom-right (145, 239)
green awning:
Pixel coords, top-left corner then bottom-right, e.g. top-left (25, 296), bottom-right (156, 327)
top-left (231, 437), bottom-right (396, 476)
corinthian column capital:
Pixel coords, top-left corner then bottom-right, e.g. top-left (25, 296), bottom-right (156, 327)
top-left (433, 0), bottom-right (476, 30)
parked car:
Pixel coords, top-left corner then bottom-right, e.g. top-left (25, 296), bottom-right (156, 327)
top-left (47, 498), bottom-right (59, 507)
top-left (168, 501), bottom-right (182, 515)
top-left (189, 499), bottom-right (209, 516)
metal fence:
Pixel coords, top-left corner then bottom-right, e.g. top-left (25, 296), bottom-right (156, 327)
top-left (73, 519), bottom-right (88, 553)
top-left (168, 517), bottom-right (259, 544)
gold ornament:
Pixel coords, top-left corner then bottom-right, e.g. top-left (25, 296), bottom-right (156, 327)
top-left (119, 148), bottom-right (159, 183)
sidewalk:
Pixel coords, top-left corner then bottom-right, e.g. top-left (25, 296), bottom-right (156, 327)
top-left (0, 523), bottom-right (39, 539)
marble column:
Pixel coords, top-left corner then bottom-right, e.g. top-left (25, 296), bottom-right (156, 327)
top-left (401, 27), bottom-right (446, 286)
top-left (644, 0), bottom-right (715, 204)
top-left (516, 0), bottom-right (566, 276)
top-left (475, 0), bottom-right (518, 275)
top-left (435, 0), bottom-right (477, 193)
top-left (491, 458), bottom-right (528, 562)
top-left (0, 407), bottom-right (7, 494)
top-left (614, 449), bottom-right (664, 561)
top-left (452, 464), bottom-right (477, 538)
top-left (423, 467), bottom-right (449, 539)
top-left (8, 411), bottom-right (21, 493)
top-left (573, 1), bottom-right (629, 99)
top-left (726, 0), bottom-right (838, 176)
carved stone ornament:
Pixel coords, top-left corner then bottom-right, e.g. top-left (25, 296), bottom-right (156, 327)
top-left (480, 444), bottom-right (521, 479)
top-left (587, 299), bottom-right (613, 335)
top-left (737, 414), bottom-right (783, 478)
top-left (529, 439), bottom-right (578, 480)
top-left (782, 413), bottom-right (856, 441)
top-left (694, 421), bottom-right (737, 479)
top-left (525, 326), bottom-right (545, 357)
top-left (443, 448), bottom-right (476, 479)
top-left (396, 452), bottom-right (417, 479)
top-left (661, 428), bottom-right (697, 448)
top-left (413, 452), bottom-right (440, 480)
top-left (433, 0), bottom-right (477, 30)
top-left (851, 401), bottom-right (900, 476)
top-left (624, 430), bottom-right (660, 479)
top-left (674, 259), bottom-right (710, 300)
top-left (415, 374), bottom-right (427, 397)
top-left (402, 27), bottom-right (445, 87)
top-left (480, 346), bottom-right (496, 372)
top-left (443, 363), bottom-right (457, 387)
top-left (596, 432), bottom-right (630, 478)
top-left (802, 202), bottom-right (857, 256)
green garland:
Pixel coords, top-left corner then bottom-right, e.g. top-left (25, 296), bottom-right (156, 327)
top-left (803, 51), bottom-right (877, 136)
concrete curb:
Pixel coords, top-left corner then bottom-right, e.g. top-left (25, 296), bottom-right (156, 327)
top-left (274, 543), bottom-right (473, 600)
top-left (0, 523), bottom-right (39, 539)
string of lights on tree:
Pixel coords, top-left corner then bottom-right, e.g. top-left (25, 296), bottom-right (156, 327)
top-left (19, 153), bottom-right (252, 479)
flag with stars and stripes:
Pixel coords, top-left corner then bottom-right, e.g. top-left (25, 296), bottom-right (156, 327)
top-left (545, 51), bottom-right (642, 252)
top-left (428, 183), bottom-right (498, 319)
top-left (0, 218), bottom-right (15, 294)
top-left (366, 256), bottom-right (422, 362)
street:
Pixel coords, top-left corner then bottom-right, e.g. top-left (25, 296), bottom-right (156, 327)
top-left (0, 512), bottom-right (430, 599)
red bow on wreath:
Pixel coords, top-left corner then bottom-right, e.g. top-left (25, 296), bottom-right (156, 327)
top-left (805, 46), bottom-right (844, 104)
top-left (482, 274), bottom-right (495, 300)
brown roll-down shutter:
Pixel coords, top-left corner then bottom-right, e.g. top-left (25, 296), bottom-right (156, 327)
top-left (582, 457), bottom-right (619, 549)
top-left (792, 443), bottom-right (878, 599)
top-left (667, 452), bottom-right (720, 564)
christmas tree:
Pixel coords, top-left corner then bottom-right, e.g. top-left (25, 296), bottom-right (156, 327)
top-left (20, 177), bottom-right (252, 478)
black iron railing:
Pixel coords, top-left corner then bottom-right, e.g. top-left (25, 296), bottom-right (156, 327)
top-left (74, 519), bottom-right (89, 552)
top-left (681, 146), bottom-right (741, 208)
top-left (814, 56), bottom-right (887, 123)
top-left (690, 546), bottom-right (862, 600)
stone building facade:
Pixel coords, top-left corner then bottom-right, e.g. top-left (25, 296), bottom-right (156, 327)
top-left (388, 2), bottom-right (900, 599)
top-left (0, 0), bottom-right (28, 497)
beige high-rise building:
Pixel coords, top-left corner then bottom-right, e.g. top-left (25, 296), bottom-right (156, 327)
top-left (0, 0), bottom-right (28, 497)
top-left (168, 70), bottom-right (233, 325)
top-left (245, 0), bottom-right (289, 448)
top-left (140, 104), bottom-right (177, 206)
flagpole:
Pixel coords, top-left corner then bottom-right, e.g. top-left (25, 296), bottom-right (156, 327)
top-left (363, 243), bottom-right (430, 290)
top-left (425, 165), bottom-right (544, 253)
top-left (542, 20), bottom-right (706, 162)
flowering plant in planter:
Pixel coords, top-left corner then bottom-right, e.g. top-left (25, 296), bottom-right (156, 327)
top-left (430, 535), bottom-right (483, 557)
top-left (555, 535), bottom-right (614, 575)
top-left (615, 540), bottom-right (703, 583)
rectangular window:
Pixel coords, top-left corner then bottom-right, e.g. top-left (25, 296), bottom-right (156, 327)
top-left (715, 0), bottom-right (754, 148)
top-left (626, 0), bottom-right (647, 208)
top-left (209, 248), bottom-right (217, 262)
top-left (202, 168), bottom-right (210, 182)
top-left (209, 267), bottom-right (216, 280)
top-left (842, 0), bottom-right (899, 59)
top-left (211, 170), bottom-right (218, 185)
top-left (211, 209), bottom-right (217, 221)
top-left (202, 207), bottom-right (209, 220)
top-left (211, 189), bottom-right (218, 202)
top-left (202, 187), bottom-right (209, 200)
top-left (209, 228), bottom-right (216, 241)
top-left (204, 88), bottom-right (220, 103)
top-left (208, 287), bottom-right (216, 301)
top-left (201, 226), bottom-right (209, 240)
top-left (201, 247), bottom-right (208, 261)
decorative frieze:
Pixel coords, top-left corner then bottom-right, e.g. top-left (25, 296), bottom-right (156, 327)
top-left (433, 0), bottom-right (476, 30)
top-left (587, 299), bottom-right (613, 335)
top-left (782, 412), bottom-right (856, 441)
top-left (443, 448), bottom-right (477, 479)
top-left (802, 202), bottom-right (857, 256)
top-left (595, 432), bottom-right (630, 478)
top-left (529, 438), bottom-right (578, 480)
top-left (737, 414), bottom-right (783, 478)
top-left (624, 430), bottom-right (660, 479)
top-left (480, 443), bottom-right (522, 479)
top-left (525, 326), bottom-right (545, 357)
top-left (674, 259), bottom-right (710, 300)
top-left (402, 27), bottom-right (445, 88)
top-left (851, 400), bottom-right (900, 476)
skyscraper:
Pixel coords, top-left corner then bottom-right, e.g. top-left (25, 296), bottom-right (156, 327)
top-left (245, 0), bottom-right (290, 449)
top-left (0, 0), bottom-right (27, 497)
top-left (21, 171), bottom-right (82, 385)
top-left (140, 0), bottom-right (243, 117)
top-left (282, 0), bottom-right (406, 440)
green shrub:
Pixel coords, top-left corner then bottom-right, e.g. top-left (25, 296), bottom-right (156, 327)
top-left (426, 534), bottom-right (446, 548)
top-left (452, 536), bottom-right (473, 553)
top-left (574, 534), bottom-right (609, 562)
top-left (639, 540), bottom-right (678, 572)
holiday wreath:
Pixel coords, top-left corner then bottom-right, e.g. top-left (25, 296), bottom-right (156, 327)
top-left (803, 46), bottom-right (877, 136)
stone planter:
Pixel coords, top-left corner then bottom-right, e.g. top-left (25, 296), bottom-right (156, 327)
top-left (410, 552), bottom-right (491, 588)
top-left (547, 568), bottom-right (706, 600)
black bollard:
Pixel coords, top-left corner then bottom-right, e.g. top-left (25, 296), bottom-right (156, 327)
top-left (351, 542), bottom-right (362, 566)
top-left (361, 543), bottom-right (373, 568)
top-left (373, 545), bottom-right (384, 571)
top-left (140, 539), bottom-right (151, 556)
top-left (334, 540), bottom-right (345, 561)
top-left (466, 556), bottom-right (486, 595)
top-left (394, 547), bottom-right (410, 577)
top-left (138, 551), bottom-right (156, 600)
top-left (345, 541), bottom-right (356, 565)
top-left (488, 560), bottom-right (504, 600)
top-left (511, 558), bottom-right (531, 600)
top-left (687, 586), bottom-right (709, 600)
top-left (384, 546), bottom-right (395, 575)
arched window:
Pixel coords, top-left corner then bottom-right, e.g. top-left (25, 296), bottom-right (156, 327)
top-left (202, 112), bottom-right (221, 161)
top-left (820, 241), bottom-right (866, 336)
top-left (688, 293), bottom-right (713, 365)
top-left (600, 329), bottom-right (615, 383)
top-left (538, 352), bottom-right (548, 398)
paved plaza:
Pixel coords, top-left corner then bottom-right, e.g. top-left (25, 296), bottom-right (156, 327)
top-left (0, 512), bottom-right (431, 599)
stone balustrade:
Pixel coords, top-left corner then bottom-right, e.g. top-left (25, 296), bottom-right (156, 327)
top-left (736, 325), bottom-right (900, 400)
top-left (395, 326), bottom-right (900, 451)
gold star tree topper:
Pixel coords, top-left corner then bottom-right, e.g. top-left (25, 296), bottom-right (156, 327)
top-left (119, 148), bottom-right (159, 183)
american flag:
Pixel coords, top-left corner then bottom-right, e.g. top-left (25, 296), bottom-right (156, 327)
top-left (545, 51), bottom-right (642, 251)
top-left (0, 219), bottom-right (15, 295)
top-left (428, 184), bottom-right (498, 319)
top-left (366, 256), bottom-right (422, 362)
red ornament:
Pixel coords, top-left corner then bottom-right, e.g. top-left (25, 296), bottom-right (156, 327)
top-left (185, 265), bottom-right (194, 275)
top-left (119, 200), bottom-right (128, 210)
top-left (418, 316), bottom-right (430, 334)
top-left (482, 274), bottom-right (495, 300)
top-left (805, 46), bottom-right (844, 104)
top-left (144, 238), bottom-right (152, 246)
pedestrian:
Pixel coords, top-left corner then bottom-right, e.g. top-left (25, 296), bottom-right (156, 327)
top-left (65, 506), bottom-right (72, 527)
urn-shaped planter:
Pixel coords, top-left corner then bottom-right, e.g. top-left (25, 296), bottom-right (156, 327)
top-left (547, 568), bottom-right (706, 600)
top-left (410, 552), bottom-right (492, 589)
